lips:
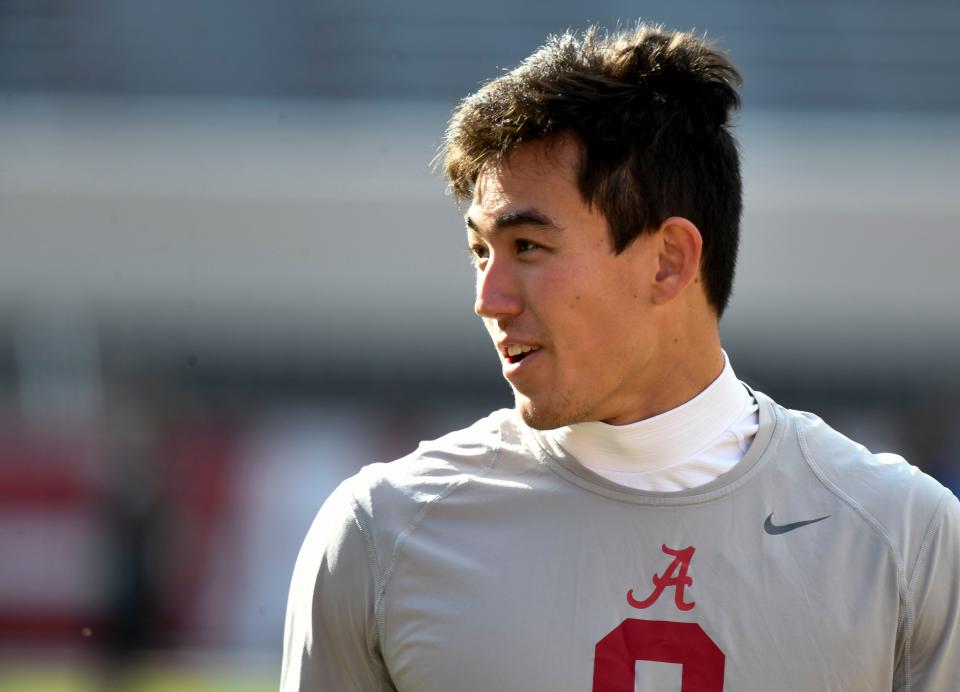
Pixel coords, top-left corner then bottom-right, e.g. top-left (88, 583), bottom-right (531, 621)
top-left (502, 343), bottom-right (542, 364)
top-left (497, 343), bottom-right (543, 381)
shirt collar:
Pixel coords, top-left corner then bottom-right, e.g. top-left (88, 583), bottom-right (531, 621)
top-left (531, 352), bottom-right (753, 472)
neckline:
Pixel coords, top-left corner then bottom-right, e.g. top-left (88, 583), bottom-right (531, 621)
top-left (520, 387), bottom-right (784, 506)
top-left (534, 352), bottom-right (752, 473)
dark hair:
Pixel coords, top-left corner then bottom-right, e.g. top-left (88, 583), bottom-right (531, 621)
top-left (440, 24), bottom-right (743, 316)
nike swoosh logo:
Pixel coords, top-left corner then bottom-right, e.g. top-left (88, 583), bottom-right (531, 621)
top-left (764, 512), bottom-right (831, 535)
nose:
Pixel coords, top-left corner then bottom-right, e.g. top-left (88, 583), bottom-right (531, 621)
top-left (474, 256), bottom-right (523, 320)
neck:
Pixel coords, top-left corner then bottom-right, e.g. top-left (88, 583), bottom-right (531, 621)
top-left (602, 325), bottom-right (724, 426)
top-left (545, 351), bottom-right (754, 473)
top-left (528, 351), bottom-right (760, 492)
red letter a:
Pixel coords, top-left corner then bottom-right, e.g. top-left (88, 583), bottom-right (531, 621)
top-left (627, 545), bottom-right (695, 611)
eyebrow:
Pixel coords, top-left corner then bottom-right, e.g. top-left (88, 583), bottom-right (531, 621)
top-left (464, 209), bottom-right (562, 235)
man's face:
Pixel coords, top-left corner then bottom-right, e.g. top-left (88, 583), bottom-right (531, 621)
top-left (466, 138), bottom-right (664, 429)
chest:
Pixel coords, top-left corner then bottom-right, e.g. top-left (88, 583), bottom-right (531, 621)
top-left (379, 496), bottom-right (899, 691)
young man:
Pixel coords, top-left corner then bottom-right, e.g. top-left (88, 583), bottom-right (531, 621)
top-left (281, 25), bottom-right (960, 691)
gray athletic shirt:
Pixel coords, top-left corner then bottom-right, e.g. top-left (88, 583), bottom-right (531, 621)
top-left (281, 390), bottom-right (960, 691)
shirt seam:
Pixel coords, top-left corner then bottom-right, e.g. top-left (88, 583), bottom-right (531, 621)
top-left (346, 485), bottom-right (393, 692)
top-left (373, 433), bottom-right (505, 663)
top-left (795, 423), bottom-right (912, 692)
top-left (908, 490), bottom-right (951, 590)
top-left (901, 488), bottom-right (951, 691)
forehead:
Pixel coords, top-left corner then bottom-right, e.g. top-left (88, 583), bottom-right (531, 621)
top-left (467, 137), bottom-right (585, 229)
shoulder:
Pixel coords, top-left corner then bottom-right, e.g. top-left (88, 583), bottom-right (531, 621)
top-left (349, 407), bottom-right (513, 505)
top-left (769, 396), bottom-right (955, 575)
top-left (784, 403), bottom-right (948, 519)
top-left (331, 408), bottom-right (518, 548)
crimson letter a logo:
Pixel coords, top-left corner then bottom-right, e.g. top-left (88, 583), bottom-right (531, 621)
top-left (627, 544), bottom-right (695, 612)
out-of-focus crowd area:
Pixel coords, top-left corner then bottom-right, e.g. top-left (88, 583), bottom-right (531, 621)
top-left (2, 1), bottom-right (959, 690)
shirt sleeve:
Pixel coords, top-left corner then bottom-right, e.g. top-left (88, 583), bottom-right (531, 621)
top-left (900, 490), bottom-right (960, 691)
top-left (280, 477), bottom-right (393, 691)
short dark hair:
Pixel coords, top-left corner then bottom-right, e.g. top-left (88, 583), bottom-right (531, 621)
top-left (440, 24), bottom-right (743, 316)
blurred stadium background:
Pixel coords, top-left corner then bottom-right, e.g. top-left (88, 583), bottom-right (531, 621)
top-left (1, 1), bottom-right (958, 689)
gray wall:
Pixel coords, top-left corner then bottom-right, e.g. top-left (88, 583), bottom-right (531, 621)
top-left (3, 0), bottom-right (959, 110)
top-left (1, 1), bottom-right (958, 391)
top-left (2, 96), bottom-right (958, 385)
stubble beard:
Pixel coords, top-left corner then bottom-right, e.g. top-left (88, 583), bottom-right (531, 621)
top-left (514, 387), bottom-right (594, 431)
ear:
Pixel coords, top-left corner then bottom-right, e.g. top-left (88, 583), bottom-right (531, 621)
top-left (652, 216), bottom-right (703, 305)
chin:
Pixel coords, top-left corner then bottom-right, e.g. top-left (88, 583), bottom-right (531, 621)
top-left (515, 391), bottom-right (584, 431)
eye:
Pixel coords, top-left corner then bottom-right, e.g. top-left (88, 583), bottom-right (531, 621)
top-left (515, 239), bottom-right (539, 254)
top-left (468, 244), bottom-right (489, 268)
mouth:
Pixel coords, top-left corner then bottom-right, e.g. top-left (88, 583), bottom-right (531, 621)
top-left (501, 343), bottom-right (542, 366)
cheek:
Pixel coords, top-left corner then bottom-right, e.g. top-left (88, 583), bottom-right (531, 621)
top-left (563, 291), bottom-right (647, 360)
top-left (534, 263), bottom-right (639, 345)
top-left (553, 301), bottom-right (621, 362)
top-left (536, 262), bottom-right (595, 309)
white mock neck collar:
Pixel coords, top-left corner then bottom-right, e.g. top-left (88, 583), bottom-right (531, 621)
top-left (532, 352), bottom-right (753, 472)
